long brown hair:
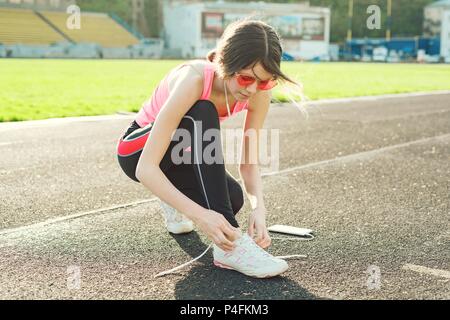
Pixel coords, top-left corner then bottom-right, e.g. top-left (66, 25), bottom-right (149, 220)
top-left (207, 18), bottom-right (295, 83)
top-left (206, 17), bottom-right (308, 118)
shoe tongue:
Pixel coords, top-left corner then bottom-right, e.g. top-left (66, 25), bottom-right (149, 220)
top-left (234, 233), bottom-right (249, 246)
top-left (240, 234), bottom-right (258, 247)
top-left (239, 233), bottom-right (251, 242)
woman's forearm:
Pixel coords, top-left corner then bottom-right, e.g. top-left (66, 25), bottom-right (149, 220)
top-left (239, 164), bottom-right (266, 212)
top-left (136, 165), bottom-right (207, 223)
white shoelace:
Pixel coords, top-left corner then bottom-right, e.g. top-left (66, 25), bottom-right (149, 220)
top-left (154, 233), bottom-right (313, 278)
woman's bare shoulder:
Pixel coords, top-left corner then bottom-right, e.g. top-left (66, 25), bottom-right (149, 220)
top-left (167, 59), bottom-right (207, 93)
top-left (186, 59), bottom-right (208, 76)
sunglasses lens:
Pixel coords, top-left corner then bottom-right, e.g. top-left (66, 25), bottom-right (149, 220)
top-left (236, 74), bottom-right (278, 90)
top-left (258, 80), bottom-right (277, 90)
top-left (237, 75), bottom-right (255, 86)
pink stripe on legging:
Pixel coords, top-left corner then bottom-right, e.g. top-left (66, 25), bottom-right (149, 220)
top-left (117, 132), bottom-right (149, 157)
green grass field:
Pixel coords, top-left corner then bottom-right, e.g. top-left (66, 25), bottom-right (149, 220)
top-left (1, 59), bottom-right (450, 122)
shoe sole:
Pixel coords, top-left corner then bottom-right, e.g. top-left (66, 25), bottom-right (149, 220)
top-left (167, 227), bottom-right (194, 234)
top-left (213, 260), bottom-right (288, 279)
top-left (166, 223), bottom-right (194, 234)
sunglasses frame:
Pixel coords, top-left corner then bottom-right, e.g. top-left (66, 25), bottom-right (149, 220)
top-left (234, 72), bottom-right (278, 90)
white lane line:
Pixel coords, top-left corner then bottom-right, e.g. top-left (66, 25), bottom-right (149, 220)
top-left (262, 133), bottom-right (450, 177)
top-left (0, 114), bottom-right (136, 132)
top-left (358, 109), bottom-right (450, 124)
top-left (307, 90), bottom-right (450, 105)
top-left (0, 132), bottom-right (449, 236)
top-left (0, 141), bottom-right (23, 147)
top-left (0, 166), bottom-right (45, 175)
top-left (402, 264), bottom-right (450, 279)
top-left (0, 199), bottom-right (154, 236)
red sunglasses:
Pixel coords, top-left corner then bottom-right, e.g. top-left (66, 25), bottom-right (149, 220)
top-left (235, 72), bottom-right (278, 90)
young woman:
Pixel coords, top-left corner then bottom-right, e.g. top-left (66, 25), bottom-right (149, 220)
top-left (117, 19), bottom-right (299, 278)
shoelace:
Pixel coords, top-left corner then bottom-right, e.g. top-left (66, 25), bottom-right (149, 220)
top-left (154, 233), bottom-right (312, 278)
top-left (240, 235), bottom-right (274, 261)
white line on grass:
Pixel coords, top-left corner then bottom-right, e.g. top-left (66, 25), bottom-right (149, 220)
top-left (0, 132), bottom-right (449, 236)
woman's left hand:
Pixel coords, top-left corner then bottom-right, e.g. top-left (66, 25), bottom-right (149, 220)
top-left (247, 207), bottom-right (271, 249)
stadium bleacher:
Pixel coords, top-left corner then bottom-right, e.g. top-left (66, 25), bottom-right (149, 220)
top-left (0, 7), bottom-right (66, 45)
top-left (41, 11), bottom-right (140, 48)
top-left (0, 6), bottom-right (161, 58)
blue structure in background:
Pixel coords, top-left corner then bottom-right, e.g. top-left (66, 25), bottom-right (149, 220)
top-left (343, 37), bottom-right (441, 60)
top-left (282, 52), bottom-right (295, 61)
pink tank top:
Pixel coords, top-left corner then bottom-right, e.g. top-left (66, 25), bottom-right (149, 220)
top-left (135, 61), bottom-right (249, 127)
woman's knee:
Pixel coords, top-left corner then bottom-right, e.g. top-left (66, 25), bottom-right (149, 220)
top-left (117, 152), bottom-right (141, 183)
top-left (185, 100), bottom-right (219, 124)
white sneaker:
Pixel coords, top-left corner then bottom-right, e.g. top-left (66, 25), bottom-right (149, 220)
top-left (159, 201), bottom-right (194, 234)
top-left (213, 233), bottom-right (289, 278)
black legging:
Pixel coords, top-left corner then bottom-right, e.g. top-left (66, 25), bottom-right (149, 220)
top-left (117, 100), bottom-right (243, 227)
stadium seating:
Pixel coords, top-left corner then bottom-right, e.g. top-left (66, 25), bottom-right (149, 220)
top-left (0, 7), bottom-right (159, 58)
top-left (41, 11), bottom-right (140, 48)
top-left (0, 7), bottom-right (66, 45)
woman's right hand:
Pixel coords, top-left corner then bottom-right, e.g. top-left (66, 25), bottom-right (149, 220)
top-left (194, 209), bottom-right (241, 252)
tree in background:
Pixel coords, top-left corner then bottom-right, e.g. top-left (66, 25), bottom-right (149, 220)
top-left (145, 0), bottom-right (163, 38)
top-left (75, 0), bottom-right (436, 43)
top-left (75, 0), bottom-right (131, 22)
top-left (225, 0), bottom-right (436, 43)
top-left (76, 0), bottom-right (162, 38)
